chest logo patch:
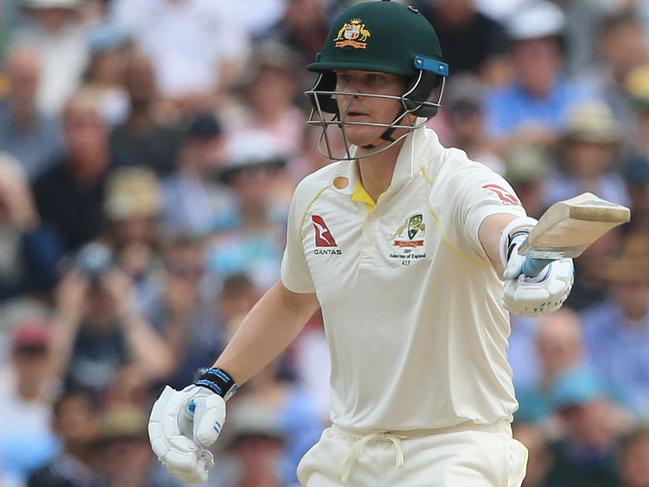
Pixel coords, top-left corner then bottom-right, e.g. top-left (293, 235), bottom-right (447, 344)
top-left (312, 215), bottom-right (342, 255)
top-left (390, 213), bottom-right (427, 265)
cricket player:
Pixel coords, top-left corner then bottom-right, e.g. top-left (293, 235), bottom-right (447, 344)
top-left (148, 1), bottom-right (575, 485)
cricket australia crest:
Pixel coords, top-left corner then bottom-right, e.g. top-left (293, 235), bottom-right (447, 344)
top-left (390, 213), bottom-right (427, 265)
top-left (334, 19), bottom-right (371, 49)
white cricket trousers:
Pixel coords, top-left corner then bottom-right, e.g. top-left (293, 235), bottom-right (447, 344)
top-left (297, 420), bottom-right (528, 487)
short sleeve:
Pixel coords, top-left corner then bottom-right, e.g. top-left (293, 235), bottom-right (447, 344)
top-left (280, 188), bottom-right (315, 294)
top-left (460, 170), bottom-right (527, 260)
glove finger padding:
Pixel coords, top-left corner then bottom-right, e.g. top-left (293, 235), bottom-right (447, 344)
top-left (504, 259), bottom-right (574, 316)
top-left (148, 386), bottom-right (217, 484)
top-left (192, 392), bottom-right (226, 447)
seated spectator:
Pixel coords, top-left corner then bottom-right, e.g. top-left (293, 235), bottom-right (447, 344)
top-left (102, 167), bottom-right (164, 310)
top-left (234, 41), bottom-right (304, 157)
top-left (546, 367), bottom-right (630, 487)
top-left (261, 0), bottom-right (331, 68)
top-left (291, 125), bottom-right (343, 181)
top-left (109, 52), bottom-right (181, 177)
top-left (32, 90), bottom-right (113, 252)
top-left (0, 43), bottom-right (62, 179)
top-left (227, 361), bottom-right (322, 487)
top-left (504, 145), bottom-right (549, 219)
top-left (515, 310), bottom-right (587, 425)
top-left (486, 0), bottom-right (592, 151)
top-left (144, 234), bottom-right (223, 388)
top-left (546, 102), bottom-right (629, 207)
top-left (0, 154), bottom-right (63, 299)
top-left (581, 10), bottom-right (649, 149)
top-left (110, 0), bottom-right (249, 105)
top-left (27, 389), bottom-right (104, 487)
top-left (416, 0), bottom-right (509, 82)
top-left (0, 321), bottom-right (59, 486)
top-left (218, 273), bottom-right (261, 339)
top-left (92, 406), bottom-right (181, 487)
top-left (217, 397), bottom-right (289, 487)
top-left (621, 155), bottom-right (649, 234)
top-left (50, 261), bottom-right (173, 395)
top-left (207, 131), bottom-right (289, 290)
top-left (14, 0), bottom-right (89, 115)
top-left (582, 234), bottom-right (649, 415)
top-left (162, 112), bottom-right (238, 237)
top-left (626, 64), bottom-right (649, 157)
top-left (443, 75), bottom-right (504, 174)
top-left (513, 422), bottom-right (554, 487)
top-left (618, 426), bottom-right (649, 487)
top-left (82, 24), bottom-right (132, 126)
top-left (217, 289), bottom-right (322, 486)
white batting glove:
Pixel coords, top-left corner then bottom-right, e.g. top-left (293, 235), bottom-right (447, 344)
top-left (502, 234), bottom-right (574, 316)
top-left (148, 385), bottom-right (225, 484)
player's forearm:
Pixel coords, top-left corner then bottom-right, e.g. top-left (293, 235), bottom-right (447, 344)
top-left (213, 280), bottom-right (319, 385)
top-left (479, 213), bottom-right (520, 277)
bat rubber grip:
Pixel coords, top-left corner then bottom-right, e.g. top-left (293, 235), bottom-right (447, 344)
top-left (522, 258), bottom-right (553, 277)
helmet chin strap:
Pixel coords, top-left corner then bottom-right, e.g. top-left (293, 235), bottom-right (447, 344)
top-left (360, 108), bottom-right (403, 150)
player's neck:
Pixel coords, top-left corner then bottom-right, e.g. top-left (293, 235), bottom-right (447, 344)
top-left (356, 138), bottom-right (405, 202)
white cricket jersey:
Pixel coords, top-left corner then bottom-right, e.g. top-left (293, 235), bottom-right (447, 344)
top-left (281, 127), bottom-right (526, 433)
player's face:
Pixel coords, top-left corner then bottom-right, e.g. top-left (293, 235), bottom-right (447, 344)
top-left (334, 70), bottom-right (407, 147)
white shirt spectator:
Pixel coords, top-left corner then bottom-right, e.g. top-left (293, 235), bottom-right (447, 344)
top-left (111, 0), bottom-right (250, 98)
top-left (15, 24), bottom-right (89, 115)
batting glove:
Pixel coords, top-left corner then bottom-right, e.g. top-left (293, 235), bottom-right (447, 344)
top-left (502, 232), bottom-right (574, 316)
top-left (148, 385), bottom-right (225, 484)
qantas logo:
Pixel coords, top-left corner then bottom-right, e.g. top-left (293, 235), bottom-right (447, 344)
top-left (482, 184), bottom-right (521, 206)
top-left (312, 215), bottom-right (341, 255)
top-left (312, 215), bottom-right (337, 246)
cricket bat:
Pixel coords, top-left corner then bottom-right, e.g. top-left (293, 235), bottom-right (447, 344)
top-left (519, 192), bottom-right (630, 277)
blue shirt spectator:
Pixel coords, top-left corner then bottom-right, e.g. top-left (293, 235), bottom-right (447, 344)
top-left (581, 298), bottom-right (649, 415)
top-left (486, 81), bottom-right (592, 140)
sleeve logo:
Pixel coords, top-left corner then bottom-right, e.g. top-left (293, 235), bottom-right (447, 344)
top-left (482, 184), bottom-right (521, 205)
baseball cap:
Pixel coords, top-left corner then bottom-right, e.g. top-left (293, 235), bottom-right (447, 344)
top-left (505, 146), bottom-right (549, 184)
top-left (626, 65), bottom-right (649, 111)
top-left (507, 0), bottom-right (565, 41)
top-left (444, 75), bottom-right (486, 113)
top-left (219, 130), bottom-right (287, 184)
top-left (237, 41), bottom-right (299, 88)
top-left (183, 112), bottom-right (222, 140)
top-left (623, 155), bottom-right (649, 186)
top-left (104, 167), bottom-right (162, 221)
top-left (12, 320), bottom-right (51, 353)
top-left (20, 0), bottom-right (81, 9)
top-left (89, 24), bottom-right (130, 55)
top-left (562, 102), bottom-right (621, 144)
top-left (597, 234), bottom-right (649, 284)
top-left (224, 398), bottom-right (285, 449)
top-left (550, 366), bottom-right (606, 410)
top-left (93, 406), bottom-right (148, 445)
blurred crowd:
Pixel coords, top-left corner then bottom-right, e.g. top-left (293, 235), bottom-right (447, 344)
top-left (0, 0), bottom-right (649, 486)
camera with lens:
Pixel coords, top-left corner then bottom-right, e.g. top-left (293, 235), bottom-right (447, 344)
top-left (75, 242), bottom-right (113, 286)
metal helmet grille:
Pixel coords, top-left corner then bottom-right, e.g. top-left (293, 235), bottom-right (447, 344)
top-left (304, 72), bottom-right (446, 161)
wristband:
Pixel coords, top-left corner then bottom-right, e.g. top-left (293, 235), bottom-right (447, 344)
top-left (194, 367), bottom-right (238, 401)
top-left (498, 216), bottom-right (538, 269)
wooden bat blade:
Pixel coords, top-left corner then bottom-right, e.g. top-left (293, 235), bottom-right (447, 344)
top-left (519, 192), bottom-right (630, 260)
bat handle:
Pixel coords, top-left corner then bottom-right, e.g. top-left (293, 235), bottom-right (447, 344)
top-left (522, 258), bottom-right (553, 277)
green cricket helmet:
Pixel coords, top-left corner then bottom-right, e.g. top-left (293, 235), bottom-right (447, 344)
top-left (305, 0), bottom-right (449, 160)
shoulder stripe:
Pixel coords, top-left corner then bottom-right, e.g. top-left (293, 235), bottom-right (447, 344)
top-left (299, 185), bottom-right (331, 240)
top-left (426, 204), bottom-right (490, 268)
top-left (421, 163), bottom-right (489, 267)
